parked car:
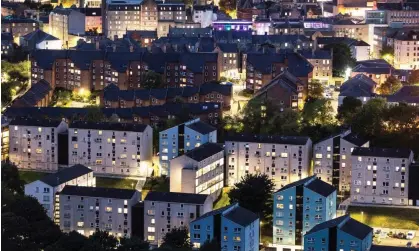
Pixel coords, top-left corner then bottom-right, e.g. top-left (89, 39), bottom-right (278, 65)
top-left (407, 231), bottom-right (416, 240)
top-left (406, 241), bottom-right (412, 248)
top-left (397, 232), bottom-right (407, 239)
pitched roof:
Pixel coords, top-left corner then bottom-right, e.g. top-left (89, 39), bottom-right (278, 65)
top-left (353, 59), bottom-right (393, 75)
top-left (9, 117), bottom-right (63, 127)
top-left (186, 121), bottom-right (216, 134)
top-left (69, 121), bottom-right (148, 132)
top-left (341, 132), bottom-right (368, 146)
top-left (39, 164), bottom-right (92, 187)
top-left (305, 178), bottom-right (336, 197)
top-left (22, 29), bottom-right (59, 43)
top-left (253, 71), bottom-right (301, 98)
top-left (216, 43), bottom-right (238, 53)
top-left (12, 79), bottom-right (52, 107)
top-left (387, 85), bottom-right (419, 104)
top-left (144, 191), bottom-right (209, 204)
top-left (306, 214), bottom-right (349, 235)
top-left (60, 185), bottom-right (137, 199)
top-left (225, 133), bottom-right (310, 145)
top-left (184, 143), bottom-right (224, 162)
top-left (223, 206), bottom-right (259, 227)
top-left (275, 176), bottom-right (315, 193)
top-left (191, 204), bottom-right (235, 223)
top-left (299, 49), bottom-right (331, 60)
top-left (339, 74), bottom-right (376, 98)
top-left (352, 147), bottom-right (413, 159)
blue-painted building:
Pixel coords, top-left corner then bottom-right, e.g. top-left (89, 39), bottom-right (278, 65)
top-left (304, 215), bottom-right (373, 251)
top-left (189, 203), bottom-right (260, 251)
top-left (159, 118), bottom-right (217, 176)
top-left (273, 175), bottom-right (337, 251)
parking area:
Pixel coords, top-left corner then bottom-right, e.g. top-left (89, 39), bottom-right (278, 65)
top-left (374, 229), bottom-right (419, 248)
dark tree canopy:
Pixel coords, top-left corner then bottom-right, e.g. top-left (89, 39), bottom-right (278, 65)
top-left (408, 70), bottom-right (419, 85)
top-left (117, 236), bottom-right (149, 251)
top-left (161, 227), bottom-right (192, 250)
top-left (337, 96), bottom-right (363, 125)
top-left (80, 231), bottom-right (118, 251)
top-left (324, 43), bottom-right (356, 77)
top-left (1, 163), bottom-right (24, 195)
top-left (308, 80), bottom-right (324, 99)
top-left (142, 71), bottom-right (164, 89)
top-left (377, 76), bottom-right (402, 95)
top-left (301, 98), bottom-right (335, 126)
top-left (199, 239), bottom-right (221, 251)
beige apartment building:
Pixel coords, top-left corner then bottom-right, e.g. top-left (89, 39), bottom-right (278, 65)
top-left (392, 31), bottom-right (419, 70)
top-left (9, 118), bottom-right (68, 171)
top-left (49, 8), bottom-right (85, 47)
top-left (58, 186), bottom-right (140, 237)
top-left (333, 21), bottom-right (371, 45)
top-left (143, 191), bottom-right (213, 247)
top-left (351, 147), bottom-right (414, 206)
top-left (225, 135), bottom-right (312, 189)
top-left (105, 3), bottom-right (141, 39)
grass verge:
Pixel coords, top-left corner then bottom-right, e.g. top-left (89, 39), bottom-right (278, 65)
top-left (96, 177), bottom-right (138, 190)
top-left (214, 187), bottom-right (231, 209)
top-left (19, 171), bottom-right (48, 184)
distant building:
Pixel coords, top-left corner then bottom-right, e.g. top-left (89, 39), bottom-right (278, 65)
top-left (298, 50), bottom-right (332, 84)
top-left (304, 215), bottom-right (373, 251)
top-left (1, 32), bottom-right (14, 58)
top-left (386, 85), bottom-right (419, 106)
top-left (143, 191), bottom-right (213, 247)
top-left (338, 74), bottom-right (377, 106)
top-left (49, 8), bottom-right (85, 45)
top-left (24, 164), bottom-right (95, 219)
top-left (1, 18), bottom-right (39, 43)
top-left (273, 176), bottom-right (336, 251)
top-left (351, 59), bottom-right (394, 86)
top-left (190, 203), bottom-right (260, 251)
top-left (392, 30), bottom-right (419, 70)
top-left (170, 143), bottom-right (224, 197)
top-left (105, 2), bottom-right (141, 40)
top-left (12, 80), bottom-right (54, 107)
top-left (214, 43), bottom-right (240, 80)
top-left (351, 147), bottom-right (415, 206)
top-left (20, 29), bottom-right (62, 51)
top-left (212, 20), bottom-right (252, 31)
top-left (192, 5), bottom-right (217, 28)
top-left (159, 119), bottom-right (217, 176)
top-left (58, 186), bottom-right (140, 237)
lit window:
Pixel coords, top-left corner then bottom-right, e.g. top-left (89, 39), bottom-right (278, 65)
top-left (281, 153), bottom-right (288, 158)
top-left (315, 154), bottom-right (322, 159)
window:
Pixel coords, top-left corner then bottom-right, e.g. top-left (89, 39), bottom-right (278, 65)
top-left (315, 154), bottom-right (322, 159)
top-left (106, 207), bottom-right (112, 212)
top-left (44, 188), bottom-right (50, 193)
top-left (148, 227), bottom-right (155, 232)
top-left (193, 224), bottom-right (201, 230)
top-left (281, 152), bottom-right (288, 158)
top-left (148, 235), bottom-right (155, 241)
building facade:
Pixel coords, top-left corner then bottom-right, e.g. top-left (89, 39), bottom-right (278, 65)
top-left (105, 3), bottom-right (141, 39)
top-left (351, 147), bottom-right (414, 206)
top-left (273, 176), bottom-right (336, 251)
top-left (1, 18), bottom-right (39, 43)
top-left (49, 8), bottom-right (85, 46)
top-left (393, 31), bottom-right (419, 70)
top-left (9, 118), bottom-right (68, 171)
top-left (225, 134), bottom-right (312, 188)
top-left (68, 121), bottom-right (153, 177)
top-left (143, 191), bottom-right (213, 247)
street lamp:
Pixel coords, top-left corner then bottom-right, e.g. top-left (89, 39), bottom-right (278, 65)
top-left (259, 221), bottom-right (263, 243)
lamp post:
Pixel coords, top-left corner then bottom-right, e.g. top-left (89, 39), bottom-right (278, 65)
top-left (259, 221), bottom-right (263, 243)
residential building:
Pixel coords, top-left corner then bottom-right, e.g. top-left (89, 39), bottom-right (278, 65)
top-left (190, 203), bottom-right (260, 251)
top-left (143, 191), bottom-right (213, 247)
top-left (366, 4), bottom-right (419, 26)
top-left (9, 118), bottom-right (68, 171)
top-left (68, 121), bottom-right (153, 177)
top-left (80, 8), bottom-right (102, 34)
top-left (352, 40), bottom-right (371, 61)
top-left (105, 2), bottom-right (141, 39)
top-left (156, 2), bottom-right (186, 37)
top-left (214, 43), bottom-right (240, 80)
top-left (212, 20), bottom-right (252, 31)
top-left (24, 164), bottom-right (95, 219)
top-left (49, 8), bottom-right (85, 45)
top-left (338, 74), bottom-right (377, 106)
top-left (273, 176), bottom-right (337, 251)
top-left (213, 30), bottom-right (252, 44)
top-left (125, 30), bottom-right (157, 47)
top-left (170, 143), bottom-right (224, 197)
top-left (316, 36), bottom-right (371, 61)
top-left (12, 80), bottom-right (53, 107)
top-left (251, 34), bottom-right (313, 50)
top-left (351, 59), bottom-right (394, 86)
top-left (192, 5), bottom-right (217, 28)
top-left (159, 118), bottom-right (217, 176)
top-left (313, 130), bottom-right (369, 193)
top-left (1, 117), bottom-right (10, 161)
top-left (332, 20), bottom-right (370, 44)
top-left (393, 30), bottom-right (419, 70)
top-left (225, 134), bottom-right (312, 188)
top-left (168, 27), bottom-right (212, 37)
top-left (351, 147), bottom-right (414, 206)
top-left (386, 85), bottom-right (419, 106)
top-left (304, 215), bottom-right (373, 251)
top-left (101, 83), bottom-right (232, 110)
top-left (299, 50), bottom-right (332, 84)
top-left (58, 186), bottom-right (140, 237)
top-left (1, 32), bottom-right (14, 59)
top-left (20, 29), bottom-right (62, 51)
top-left (1, 18), bottom-right (39, 43)
top-left (269, 20), bottom-right (304, 35)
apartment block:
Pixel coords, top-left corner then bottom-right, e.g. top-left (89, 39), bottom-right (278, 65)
top-left (143, 191), bottom-right (213, 247)
top-left (58, 186), bottom-right (140, 237)
top-left (9, 118), bottom-right (68, 171)
top-left (68, 121), bottom-right (153, 177)
top-left (49, 8), bottom-right (85, 45)
top-left (304, 215), bottom-right (373, 251)
top-left (189, 203), bottom-right (260, 251)
top-left (351, 147), bottom-right (414, 206)
top-left (225, 134), bottom-right (312, 188)
top-left (157, 2), bottom-right (186, 37)
top-left (393, 31), bottom-right (419, 70)
top-left (24, 164), bottom-right (95, 219)
top-left (192, 5), bottom-right (217, 28)
top-left (159, 119), bottom-right (217, 176)
top-left (299, 50), bottom-right (332, 85)
top-left (105, 3), bottom-right (141, 40)
top-left (214, 43), bottom-right (241, 80)
top-left (170, 143), bottom-right (224, 197)
top-left (1, 18), bottom-right (39, 43)
top-left (273, 176), bottom-right (336, 251)
top-left (313, 131), bottom-right (369, 193)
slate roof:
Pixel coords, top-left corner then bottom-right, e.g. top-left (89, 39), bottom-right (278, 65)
top-left (387, 85), bottom-right (419, 104)
top-left (299, 49), bottom-right (331, 60)
top-left (184, 143), bottom-right (224, 162)
top-left (12, 80), bottom-right (52, 107)
top-left (9, 117), bottom-right (63, 127)
top-left (1, 17), bottom-right (38, 24)
top-left (39, 164), bottom-right (92, 187)
top-left (317, 37), bottom-right (358, 47)
top-left (306, 214), bottom-right (348, 235)
top-left (339, 74), bottom-right (376, 98)
top-left (69, 121), bottom-right (148, 132)
top-left (223, 206), bottom-right (259, 227)
top-left (213, 30), bottom-right (252, 42)
top-left (61, 185), bottom-right (137, 199)
top-left (168, 27), bottom-right (212, 37)
top-left (216, 43), bottom-right (238, 53)
top-left (22, 29), bottom-right (60, 42)
top-left (305, 178), bottom-right (336, 197)
top-left (144, 191), bottom-right (209, 204)
top-left (1, 32), bottom-right (13, 42)
top-left (342, 132), bottom-right (368, 146)
top-left (253, 71), bottom-right (301, 98)
top-left (340, 217), bottom-right (373, 240)
top-left (275, 176), bottom-right (315, 193)
top-left (353, 59), bottom-right (393, 75)
top-left (225, 134), bottom-right (310, 145)
top-left (191, 204), bottom-right (235, 223)
top-left (252, 34), bottom-right (310, 45)
top-left (186, 121), bottom-right (216, 134)
top-left (352, 147), bottom-right (413, 159)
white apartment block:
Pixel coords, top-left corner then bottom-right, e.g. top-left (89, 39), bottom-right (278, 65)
top-left (9, 118), bottom-right (68, 171)
top-left (313, 131), bottom-right (369, 193)
top-left (143, 191), bottom-right (213, 247)
top-left (58, 186), bottom-right (140, 237)
top-left (351, 147), bottom-right (414, 206)
top-left (393, 32), bottom-right (419, 70)
top-left (24, 164), bottom-right (95, 219)
top-left (68, 121), bottom-right (153, 177)
top-left (170, 143), bottom-right (224, 198)
top-left (225, 135), bottom-right (312, 189)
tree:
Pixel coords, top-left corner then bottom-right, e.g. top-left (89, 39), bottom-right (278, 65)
top-left (45, 231), bottom-right (87, 251)
top-left (1, 212), bottom-right (33, 251)
top-left (118, 236), bottom-right (149, 251)
top-left (142, 71), bottom-right (164, 89)
top-left (1, 163), bottom-right (24, 195)
top-left (377, 76), bottom-right (402, 95)
top-left (308, 80), bottom-right (324, 99)
top-left (200, 239), bottom-right (221, 251)
top-left (85, 106), bottom-right (105, 122)
top-left (264, 108), bottom-right (301, 135)
top-left (380, 46), bottom-right (394, 64)
top-left (301, 98), bottom-right (335, 126)
top-left (228, 174), bottom-right (275, 222)
top-left (219, 0), bottom-right (236, 14)
top-left (324, 43), bottom-right (356, 77)
top-left (337, 96), bottom-right (363, 125)
top-left (80, 231), bottom-right (118, 251)
top-left (408, 70), bottom-right (419, 85)
top-left (383, 104), bottom-right (419, 132)
top-left (161, 227), bottom-right (192, 250)
top-left (351, 98), bottom-right (387, 136)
